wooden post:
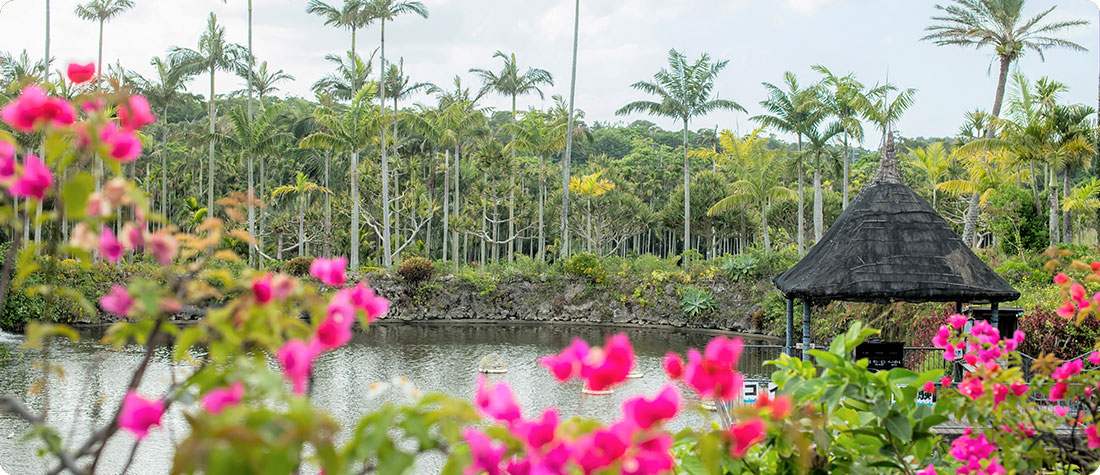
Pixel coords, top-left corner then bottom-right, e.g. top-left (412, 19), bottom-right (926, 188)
top-left (991, 301), bottom-right (1000, 334)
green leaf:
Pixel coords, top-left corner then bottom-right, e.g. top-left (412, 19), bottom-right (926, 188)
top-left (174, 326), bottom-right (204, 361)
top-left (885, 413), bottom-right (912, 444)
top-left (21, 321), bottom-right (79, 349)
top-left (61, 173), bottom-right (94, 219)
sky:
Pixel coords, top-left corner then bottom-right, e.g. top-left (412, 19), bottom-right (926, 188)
top-left (2, 0), bottom-right (1099, 141)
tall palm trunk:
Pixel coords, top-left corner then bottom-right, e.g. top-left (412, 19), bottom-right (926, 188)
top-left (842, 133), bottom-right (849, 209)
top-left (443, 150), bottom-right (450, 261)
top-left (508, 95), bottom-right (517, 262)
top-left (259, 156), bottom-right (266, 258)
top-left (560, 0), bottom-right (580, 261)
top-left (247, 0), bottom-right (255, 265)
top-left (207, 67), bottom-right (216, 214)
top-left (796, 136), bottom-right (804, 256)
top-left (681, 118), bottom-right (690, 258)
top-left (452, 145), bottom-right (461, 269)
top-left (1063, 168), bottom-right (1072, 243)
top-left (298, 193), bottom-right (305, 257)
top-left (988, 56), bottom-right (1012, 130)
top-left (537, 153), bottom-right (545, 261)
top-left (379, 19), bottom-right (392, 268)
top-left (324, 149), bottom-right (331, 256)
top-left (161, 106), bottom-right (168, 226)
top-left (96, 20), bottom-right (104, 85)
top-left (962, 193), bottom-right (980, 246)
top-left (762, 199), bottom-right (771, 254)
top-left (351, 149), bottom-right (360, 269)
top-left (813, 152), bottom-right (823, 244)
top-left (1049, 179), bottom-right (1059, 246)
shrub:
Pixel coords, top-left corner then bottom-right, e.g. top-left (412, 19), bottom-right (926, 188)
top-left (995, 260), bottom-right (1049, 286)
top-left (719, 253), bottom-right (759, 281)
top-left (282, 256), bottom-right (313, 276)
top-left (563, 252), bottom-right (606, 284)
top-left (1018, 305), bottom-right (1100, 359)
top-left (678, 286), bottom-right (716, 319)
top-left (398, 257), bottom-right (434, 284)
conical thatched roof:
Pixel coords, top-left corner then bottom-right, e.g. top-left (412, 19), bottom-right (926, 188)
top-left (773, 133), bottom-right (1019, 304)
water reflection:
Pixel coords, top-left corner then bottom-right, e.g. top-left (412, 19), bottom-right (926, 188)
top-left (0, 324), bottom-right (772, 474)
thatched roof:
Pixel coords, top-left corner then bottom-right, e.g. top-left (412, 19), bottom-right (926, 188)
top-left (772, 133), bottom-right (1019, 304)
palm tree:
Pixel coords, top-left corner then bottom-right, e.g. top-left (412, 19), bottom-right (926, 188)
top-left (937, 150), bottom-right (1029, 246)
top-left (362, 0), bottom-right (428, 268)
top-left (169, 12), bottom-right (248, 215)
top-left (471, 51), bottom-right (553, 261)
top-left (271, 172), bottom-right (333, 257)
top-left (906, 142), bottom-right (953, 211)
top-left (561, 0), bottom-right (581, 260)
top-left (860, 81), bottom-right (917, 148)
top-left (751, 72), bottom-right (821, 256)
top-left (812, 65), bottom-right (866, 209)
top-left (1063, 177), bottom-right (1100, 243)
top-left (569, 171), bottom-right (615, 253)
top-left (306, 0), bottom-right (370, 92)
top-left (218, 105), bottom-right (290, 264)
top-left (235, 61), bottom-right (294, 107)
top-left (708, 150), bottom-right (796, 253)
top-left (312, 50), bottom-right (375, 101)
top-left (511, 109), bottom-right (567, 261)
top-left (134, 56), bottom-right (189, 223)
top-left (74, 0), bottom-right (134, 86)
top-left (616, 49), bottom-right (744, 259)
top-left (801, 121), bottom-right (845, 243)
top-left (300, 85), bottom-right (382, 269)
top-left (923, 0), bottom-right (1087, 126)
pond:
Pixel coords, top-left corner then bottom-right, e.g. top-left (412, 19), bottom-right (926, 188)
top-left (0, 323), bottom-right (779, 474)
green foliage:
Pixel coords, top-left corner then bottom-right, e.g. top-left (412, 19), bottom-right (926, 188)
top-left (281, 256), bottom-right (314, 277)
top-left (678, 286), bottom-right (716, 319)
top-left (718, 253), bottom-right (759, 281)
top-left (995, 259), bottom-right (1050, 286)
top-left (398, 257), bottom-right (434, 284)
top-left (563, 252), bottom-right (606, 284)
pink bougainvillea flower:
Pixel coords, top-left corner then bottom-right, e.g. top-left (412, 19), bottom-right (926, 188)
top-left (464, 428), bottom-right (506, 475)
top-left (949, 429), bottom-right (1003, 475)
top-left (948, 313), bottom-right (967, 329)
top-left (99, 226), bottom-right (122, 263)
top-left (252, 273), bottom-right (273, 304)
top-left (119, 222), bottom-right (144, 251)
top-left (1049, 382), bottom-right (1068, 402)
top-left (474, 376), bottom-right (521, 424)
top-left (624, 433), bottom-right (674, 475)
top-left (1087, 425), bottom-right (1100, 449)
top-left (959, 376), bottom-right (984, 400)
top-left (1052, 359), bottom-right (1083, 381)
top-left (574, 425), bottom-right (630, 473)
top-left (117, 95), bottom-right (155, 130)
top-left (683, 338), bottom-right (745, 402)
top-left (150, 231), bottom-right (178, 265)
top-left (991, 383), bottom-right (1009, 409)
top-left (1056, 301), bottom-right (1077, 320)
top-left (314, 312), bottom-right (354, 351)
top-left (728, 418), bottom-right (765, 458)
top-left (1, 85), bottom-right (75, 132)
top-left (345, 283), bottom-right (388, 321)
top-left (663, 352), bottom-right (684, 380)
top-left (277, 339), bottom-right (318, 395)
top-left (310, 256), bottom-right (347, 286)
top-left (1054, 273), bottom-right (1070, 285)
top-left (624, 385), bottom-right (680, 430)
top-left (1010, 381), bottom-right (1028, 397)
top-left (8, 154), bottom-right (52, 200)
top-left (511, 408), bottom-right (558, 450)
top-left (1090, 352), bottom-right (1100, 366)
top-left (916, 465), bottom-right (937, 475)
top-left (67, 63), bottom-right (95, 84)
top-left (941, 376), bottom-right (953, 387)
top-left (70, 222), bottom-right (98, 251)
top-left (540, 338), bottom-right (589, 382)
top-left (118, 390), bottom-right (164, 440)
top-left (755, 393), bottom-right (793, 421)
top-left (580, 333), bottom-right (635, 392)
top-left (923, 381), bottom-right (936, 394)
top-left (201, 381), bottom-right (244, 414)
top-left (0, 141), bottom-right (14, 186)
top-left (99, 285), bottom-right (133, 317)
top-left (1054, 406), bottom-right (1069, 417)
top-left (271, 274), bottom-right (295, 301)
top-left (100, 122), bottom-right (142, 162)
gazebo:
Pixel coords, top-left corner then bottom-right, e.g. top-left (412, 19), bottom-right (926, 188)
top-left (772, 133), bottom-right (1020, 359)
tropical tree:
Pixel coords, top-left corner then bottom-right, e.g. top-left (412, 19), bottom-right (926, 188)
top-left (306, 0), bottom-right (370, 93)
top-left (312, 50), bottom-right (375, 101)
top-left (708, 149), bottom-right (796, 253)
top-left (134, 56), bottom-right (189, 222)
top-left (218, 105), bottom-right (291, 264)
top-left (752, 71), bottom-right (821, 256)
top-left (860, 81), bottom-right (917, 148)
top-left (235, 61), bottom-right (295, 106)
top-left (471, 51), bottom-right (553, 261)
top-left (300, 85), bottom-right (382, 269)
top-left (271, 172), bottom-right (333, 257)
top-left (511, 109), bottom-right (567, 261)
top-left (359, 0), bottom-right (428, 268)
top-left (169, 12), bottom-right (249, 214)
top-left (812, 65), bottom-right (867, 208)
top-left (923, 0), bottom-right (1087, 125)
top-left (906, 142), bottom-right (953, 210)
top-left (74, 0), bottom-right (134, 86)
top-left (616, 49), bottom-right (744, 259)
top-left (561, 0), bottom-right (582, 260)
top-left (801, 120), bottom-right (844, 243)
top-left (1063, 177), bottom-right (1100, 243)
top-left (937, 151), bottom-right (1029, 246)
top-left (569, 171), bottom-right (615, 253)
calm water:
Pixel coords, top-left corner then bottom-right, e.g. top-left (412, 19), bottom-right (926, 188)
top-left (0, 323), bottom-right (775, 474)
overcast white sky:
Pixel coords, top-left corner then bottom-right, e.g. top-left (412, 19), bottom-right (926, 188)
top-left (2, 0), bottom-right (1099, 140)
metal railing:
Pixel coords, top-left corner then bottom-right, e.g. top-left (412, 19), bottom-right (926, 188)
top-left (740, 345), bottom-right (785, 379)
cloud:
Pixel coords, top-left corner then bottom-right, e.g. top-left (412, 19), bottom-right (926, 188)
top-left (786, 0), bottom-right (840, 15)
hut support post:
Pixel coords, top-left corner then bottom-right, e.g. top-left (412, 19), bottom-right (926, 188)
top-left (785, 298), bottom-right (793, 356)
top-left (991, 301), bottom-right (999, 333)
top-left (802, 300), bottom-right (811, 361)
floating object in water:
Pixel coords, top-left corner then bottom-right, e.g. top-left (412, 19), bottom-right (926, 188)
top-left (700, 400), bottom-right (717, 411)
top-left (582, 386), bottom-right (613, 396)
top-left (477, 353), bottom-right (507, 374)
top-left (626, 370), bottom-right (644, 379)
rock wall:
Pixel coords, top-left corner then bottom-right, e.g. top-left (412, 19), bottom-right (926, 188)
top-left (369, 275), bottom-right (770, 333)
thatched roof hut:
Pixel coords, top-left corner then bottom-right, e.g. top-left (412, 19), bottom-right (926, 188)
top-left (773, 132), bottom-right (1019, 358)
